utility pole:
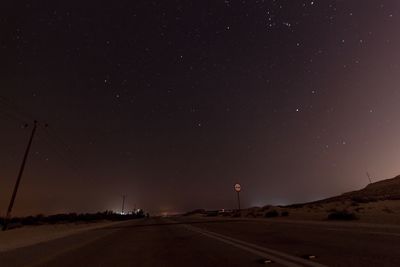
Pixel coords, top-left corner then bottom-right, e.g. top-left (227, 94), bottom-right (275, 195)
top-left (121, 195), bottom-right (126, 214)
top-left (366, 172), bottom-right (372, 184)
top-left (3, 120), bottom-right (38, 231)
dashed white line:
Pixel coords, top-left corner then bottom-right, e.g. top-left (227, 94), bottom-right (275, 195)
top-left (184, 224), bottom-right (327, 267)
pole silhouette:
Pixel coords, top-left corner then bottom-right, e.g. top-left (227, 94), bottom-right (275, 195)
top-left (122, 195), bottom-right (126, 214)
top-left (366, 172), bottom-right (372, 184)
top-left (3, 120), bottom-right (37, 230)
top-left (237, 191), bottom-right (241, 211)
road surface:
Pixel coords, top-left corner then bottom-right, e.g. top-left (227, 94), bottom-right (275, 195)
top-left (1, 217), bottom-right (400, 266)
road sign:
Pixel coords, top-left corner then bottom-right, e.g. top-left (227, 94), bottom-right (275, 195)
top-left (234, 183), bottom-right (241, 211)
top-left (234, 183), bottom-right (241, 192)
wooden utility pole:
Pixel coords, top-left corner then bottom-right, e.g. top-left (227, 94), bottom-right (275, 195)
top-left (3, 121), bottom-right (37, 230)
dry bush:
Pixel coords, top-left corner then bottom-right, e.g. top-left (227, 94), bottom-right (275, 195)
top-left (265, 210), bottom-right (279, 218)
top-left (327, 210), bottom-right (357, 221)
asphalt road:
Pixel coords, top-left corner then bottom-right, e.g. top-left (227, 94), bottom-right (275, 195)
top-left (1, 217), bottom-right (400, 267)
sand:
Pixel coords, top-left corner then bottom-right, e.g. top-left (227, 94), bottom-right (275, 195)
top-left (0, 220), bottom-right (126, 252)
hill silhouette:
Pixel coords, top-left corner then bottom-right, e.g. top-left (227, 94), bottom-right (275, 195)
top-left (319, 175), bottom-right (400, 204)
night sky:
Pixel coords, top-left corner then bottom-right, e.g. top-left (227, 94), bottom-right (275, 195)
top-left (1, 1), bottom-right (400, 216)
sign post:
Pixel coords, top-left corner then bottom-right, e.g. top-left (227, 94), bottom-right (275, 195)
top-left (234, 183), bottom-right (241, 211)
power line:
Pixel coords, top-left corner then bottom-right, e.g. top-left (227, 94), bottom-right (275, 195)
top-left (0, 107), bottom-right (29, 125)
top-left (39, 128), bottom-right (80, 173)
top-left (39, 126), bottom-right (85, 175)
top-left (41, 125), bottom-right (83, 170)
top-left (0, 96), bottom-right (37, 122)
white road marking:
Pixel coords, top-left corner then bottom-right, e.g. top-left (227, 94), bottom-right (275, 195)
top-left (184, 224), bottom-right (327, 267)
top-left (186, 225), bottom-right (302, 267)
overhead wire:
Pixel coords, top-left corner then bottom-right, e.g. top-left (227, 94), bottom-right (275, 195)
top-left (38, 126), bottom-right (81, 175)
top-left (0, 96), bottom-right (37, 122)
top-left (0, 108), bottom-right (28, 125)
top-left (41, 125), bottom-right (83, 170)
top-left (0, 95), bottom-right (85, 178)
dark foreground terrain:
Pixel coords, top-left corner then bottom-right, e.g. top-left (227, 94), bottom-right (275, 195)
top-left (1, 217), bottom-right (400, 267)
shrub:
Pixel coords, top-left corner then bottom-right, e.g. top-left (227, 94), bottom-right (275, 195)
top-left (350, 196), bottom-right (377, 203)
top-left (21, 216), bottom-right (41, 225)
top-left (327, 210), bottom-right (357, 221)
top-left (231, 211), bottom-right (241, 217)
top-left (246, 211), bottom-right (257, 218)
top-left (350, 201), bottom-right (359, 207)
top-left (1, 210), bottom-right (146, 229)
top-left (285, 203), bottom-right (305, 209)
top-left (265, 210), bottom-right (279, 218)
top-left (354, 207), bottom-right (364, 212)
top-left (382, 207), bottom-right (394, 213)
top-left (261, 205), bottom-right (272, 211)
top-left (281, 211), bottom-right (289, 217)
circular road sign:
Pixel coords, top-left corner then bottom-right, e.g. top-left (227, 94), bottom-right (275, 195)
top-left (234, 183), bottom-right (241, 192)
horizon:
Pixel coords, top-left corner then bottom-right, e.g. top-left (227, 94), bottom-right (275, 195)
top-left (1, 173), bottom-right (397, 217)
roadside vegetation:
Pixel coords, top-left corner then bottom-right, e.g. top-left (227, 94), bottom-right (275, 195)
top-left (327, 210), bottom-right (358, 221)
top-left (0, 210), bottom-right (146, 229)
